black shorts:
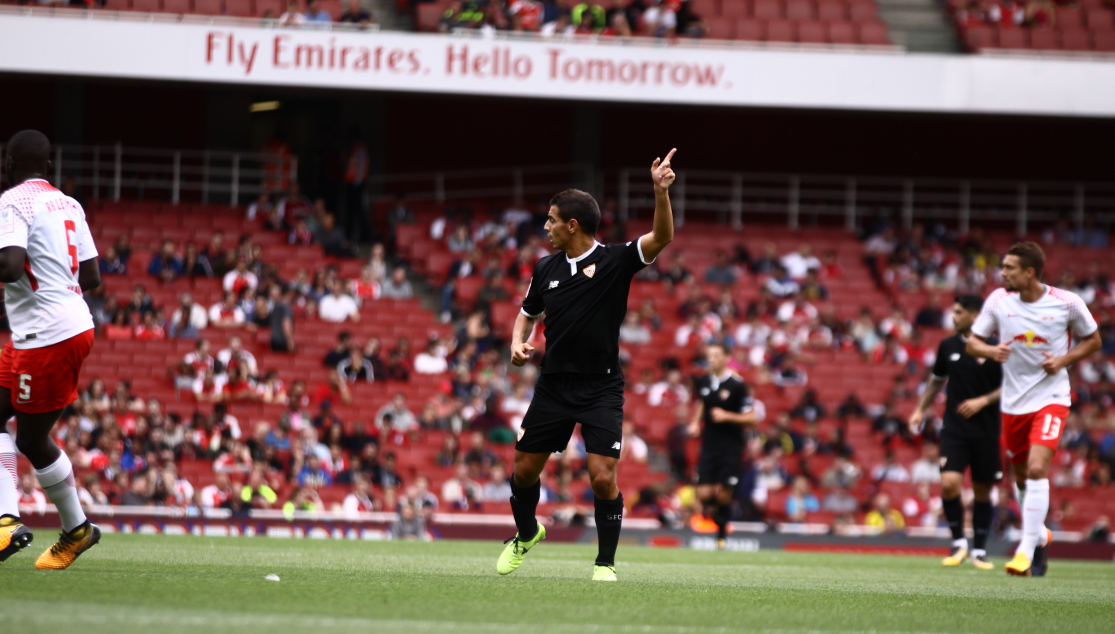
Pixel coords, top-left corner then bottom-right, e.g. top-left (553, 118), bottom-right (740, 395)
top-left (516, 372), bottom-right (625, 458)
top-left (697, 445), bottom-right (742, 487)
top-left (940, 426), bottom-right (1003, 484)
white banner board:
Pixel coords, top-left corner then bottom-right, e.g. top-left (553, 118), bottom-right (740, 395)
top-left (1, 14), bottom-right (1114, 117)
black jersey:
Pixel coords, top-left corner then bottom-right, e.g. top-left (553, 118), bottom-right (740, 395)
top-left (695, 371), bottom-right (751, 451)
top-left (521, 240), bottom-right (652, 375)
top-left (931, 333), bottom-right (1003, 438)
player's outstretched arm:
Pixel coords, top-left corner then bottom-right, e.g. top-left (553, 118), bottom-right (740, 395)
top-left (510, 312), bottom-right (539, 367)
top-left (1040, 330), bottom-right (1101, 376)
top-left (908, 375), bottom-right (946, 434)
top-left (639, 148), bottom-right (677, 264)
top-left (966, 334), bottom-right (1011, 363)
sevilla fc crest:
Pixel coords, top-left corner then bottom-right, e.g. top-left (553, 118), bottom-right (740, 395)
top-left (719, 389), bottom-right (731, 401)
top-left (583, 263), bottom-right (597, 278)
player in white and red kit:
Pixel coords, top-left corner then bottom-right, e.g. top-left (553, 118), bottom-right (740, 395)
top-left (967, 242), bottom-right (1100, 577)
top-left (0, 131), bottom-right (103, 570)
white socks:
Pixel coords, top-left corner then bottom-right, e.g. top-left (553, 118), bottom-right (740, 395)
top-left (1017, 478), bottom-right (1050, 557)
top-left (35, 453), bottom-right (86, 533)
top-left (0, 433), bottom-right (18, 520)
top-left (971, 549), bottom-right (986, 558)
top-left (952, 538), bottom-right (969, 550)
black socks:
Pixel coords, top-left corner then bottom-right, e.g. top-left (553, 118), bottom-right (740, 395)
top-left (510, 477), bottom-right (540, 542)
top-left (713, 503), bottom-right (730, 540)
top-left (973, 500), bottom-right (993, 551)
top-left (943, 496), bottom-right (965, 541)
top-left (594, 494), bottom-right (624, 567)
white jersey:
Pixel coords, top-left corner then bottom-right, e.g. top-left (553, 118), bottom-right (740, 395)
top-left (972, 285), bottom-right (1097, 415)
top-left (0, 179), bottom-right (97, 349)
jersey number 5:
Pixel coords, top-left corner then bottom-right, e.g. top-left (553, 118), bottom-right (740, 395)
top-left (64, 220), bottom-right (78, 275)
top-left (1040, 413), bottom-right (1062, 441)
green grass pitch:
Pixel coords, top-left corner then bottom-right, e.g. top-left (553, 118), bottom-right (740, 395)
top-left (1, 534), bottom-right (1112, 634)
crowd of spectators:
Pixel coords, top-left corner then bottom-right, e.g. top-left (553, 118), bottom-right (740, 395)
top-left (434, 0), bottom-right (709, 38)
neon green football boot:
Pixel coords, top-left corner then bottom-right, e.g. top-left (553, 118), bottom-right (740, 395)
top-left (496, 522), bottom-right (546, 575)
top-left (592, 564), bottom-right (617, 581)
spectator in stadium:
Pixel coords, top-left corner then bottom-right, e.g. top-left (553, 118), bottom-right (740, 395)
top-left (781, 244), bottom-right (821, 280)
top-left (241, 467), bottom-right (279, 510)
top-left (864, 492), bottom-right (905, 534)
top-left (200, 472), bottom-right (234, 509)
top-left (297, 453), bottom-right (333, 487)
top-left (821, 453), bottom-right (862, 489)
top-left (703, 250), bottom-right (736, 284)
top-left (217, 336), bottom-right (259, 378)
top-left (380, 266), bottom-right (414, 299)
top-left (99, 246), bottom-right (127, 275)
top-left (901, 482), bottom-right (942, 528)
top-left (134, 311), bottom-right (166, 341)
top-left (182, 241), bottom-right (213, 278)
top-left (319, 279), bottom-right (361, 323)
top-left (641, 0), bottom-right (676, 36)
top-left (18, 473), bottom-right (47, 514)
top-left (871, 450), bottom-right (911, 483)
top-left (463, 431), bottom-right (499, 478)
top-left (339, 0), bottom-right (375, 26)
top-left (764, 265), bottom-right (800, 298)
top-left (798, 271), bottom-right (830, 302)
top-left (148, 240), bottom-right (184, 282)
top-left (315, 213), bottom-right (355, 258)
top-left (377, 393), bottom-right (418, 434)
top-left (209, 291), bottom-right (246, 329)
top-left (343, 477), bottom-right (378, 518)
top-left (279, 0), bottom-right (307, 26)
top-left (790, 390), bottom-right (826, 423)
top-left (784, 476), bottom-right (820, 522)
top-left (914, 294), bottom-right (946, 329)
top-left (223, 258), bottom-right (258, 294)
top-left (481, 463), bottom-right (513, 502)
top-left (305, 0), bottom-right (334, 22)
top-left (675, 0), bottom-right (708, 37)
top-left (119, 477), bottom-right (152, 507)
top-left (324, 331), bottom-right (354, 368)
top-left (170, 292), bottom-right (209, 332)
top-left (338, 348), bottom-right (375, 383)
top-left (414, 339), bottom-right (450, 375)
top-left (910, 442), bottom-right (942, 484)
top-left (390, 502), bottom-right (429, 541)
top-left (821, 483), bottom-right (859, 515)
top-left (647, 368), bottom-right (690, 407)
top-left (441, 463), bottom-right (482, 511)
top-left (619, 312), bottom-right (652, 345)
top-left (78, 473), bottom-right (109, 509)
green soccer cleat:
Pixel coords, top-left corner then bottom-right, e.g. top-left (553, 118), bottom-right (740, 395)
top-left (592, 564), bottom-right (617, 581)
top-left (496, 522), bottom-right (546, 575)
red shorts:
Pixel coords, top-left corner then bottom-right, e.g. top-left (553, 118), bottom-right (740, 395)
top-left (0, 329), bottom-right (94, 414)
top-left (1001, 404), bottom-right (1070, 465)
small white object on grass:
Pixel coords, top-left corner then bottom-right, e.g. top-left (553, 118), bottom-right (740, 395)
top-left (264, 574), bottom-right (281, 582)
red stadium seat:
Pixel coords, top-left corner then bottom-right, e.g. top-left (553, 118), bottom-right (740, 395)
top-left (318, 0), bottom-right (343, 18)
top-left (1056, 6), bottom-right (1083, 29)
top-left (848, 0), bottom-right (877, 22)
top-left (1028, 28), bottom-right (1060, 49)
top-left (691, 0), bottom-right (721, 18)
top-left (721, 0), bottom-right (748, 18)
top-left (784, 0), bottom-right (815, 20)
top-left (857, 21), bottom-right (889, 44)
top-left (1094, 30), bottom-right (1115, 50)
top-left (163, 0), bottom-right (191, 11)
top-left (766, 19), bottom-right (796, 40)
top-left (225, 0), bottom-right (253, 15)
top-left (103, 0), bottom-right (130, 9)
top-left (735, 18), bottom-right (766, 39)
top-left (1060, 29), bottom-right (1092, 50)
top-left (751, 0), bottom-right (783, 20)
top-left (797, 20), bottom-right (828, 42)
top-left (416, 2), bottom-right (447, 31)
top-left (827, 21), bottom-right (856, 43)
top-left (996, 27), bottom-right (1029, 49)
top-left (707, 17), bottom-right (736, 39)
top-left (193, 0), bottom-right (221, 13)
top-left (255, 0), bottom-right (285, 15)
top-left (1085, 7), bottom-right (1114, 29)
top-left (962, 25), bottom-right (995, 50)
top-left (131, 0), bottom-right (161, 11)
top-left (816, 0), bottom-right (847, 21)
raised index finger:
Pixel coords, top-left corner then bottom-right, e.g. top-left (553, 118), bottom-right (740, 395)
top-left (663, 148), bottom-right (677, 164)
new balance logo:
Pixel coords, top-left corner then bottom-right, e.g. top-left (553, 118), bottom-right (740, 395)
top-left (549, 280), bottom-right (559, 289)
top-left (611, 442), bottom-right (621, 450)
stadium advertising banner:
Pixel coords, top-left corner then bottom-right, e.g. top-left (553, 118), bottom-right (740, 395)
top-left (2, 14), bottom-right (1115, 116)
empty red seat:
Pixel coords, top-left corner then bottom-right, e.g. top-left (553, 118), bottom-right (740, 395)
top-left (131, 0), bottom-right (160, 11)
top-left (318, 0), bottom-right (342, 18)
top-left (707, 17), bottom-right (736, 38)
top-left (1028, 28), bottom-right (1059, 49)
top-left (962, 25), bottom-right (994, 50)
top-left (785, 0), bottom-right (815, 20)
top-left (722, 0), bottom-right (748, 18)
top-left (1061, 28), bottom-right (1092, 50)
top-left (797, 20), bottom-right (828, 42)
top-left (1056, 6), bottom-right (1083, 29)
top-left (416, 2), bottom-right (446, 30)
top-left (735, 18), bottom-right (766, 39)
top-left (767, 19), bottom-right (796, 40)
top-left (193, 0), bottom-right (221, 13)
top-left (103, 0), bottom-right (129, 8)
top-left (255, 0), bottom-right (285, 15)
top-left (1085, 7), bottom-right (1114, 29)
top-left (752, 0), bottom-right (783, 20)
top-left (226, 0), bottom-right (253, 15)
top-left (1094, 29), bottom-right (1115, 50)
top-left (848, 0), bottom-right (877, 22)
top-left (691, 0), bottom-right (721, 18)
top-left (816, 0), bottom-right (847, 20)
top-left (996, 27), bottom-right (1029, 48)
top-left (857, 21), bottom-right (889, 44)
top-left (828, 21), bottom-right (856, 42)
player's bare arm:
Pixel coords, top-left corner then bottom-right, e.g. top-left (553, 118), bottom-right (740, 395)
top-left (709, 407), bottom-right (759, 426)
top-left (957, 387), bottom-right (1001, 419)
top-left (908, 375), bottom-right (946, 434)
top-left (510, 312), bottom-right (539, 367)
top-left (688, 402), bottom-right (704, 437)
top-left (78, 257), bottom-right (101, 292)
top-left (0, 245), bottom-right (27, 283)
top-left (966, 334), bottom-right (1011, 363)
top-left (1039, 329), bottom-right (1101, 376)
top-left (638, 148), bottom-right (677, 264)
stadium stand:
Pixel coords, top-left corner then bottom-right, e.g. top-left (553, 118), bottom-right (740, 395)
top-left (951, 0), bottom-right (1115, 53)
top-left (10, 190), bottom-right (1115, 539)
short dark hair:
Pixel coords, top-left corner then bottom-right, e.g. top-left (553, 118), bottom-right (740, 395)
top-left (954, 294), bottom-right (983, 313)
top-left (1007, 241), bottom-right (1045, 280)
top-left (707, 341), bottom-right (730, 354)
top-left (550, 189), bottom-right (600, 236)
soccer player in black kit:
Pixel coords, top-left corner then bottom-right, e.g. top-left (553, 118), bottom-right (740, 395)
top-left (496, 149), bottom-right (677, 582)
top-left (908, 294), bottom-right (1002, 570)
top-left (689, 342), bottom-right (762, 549)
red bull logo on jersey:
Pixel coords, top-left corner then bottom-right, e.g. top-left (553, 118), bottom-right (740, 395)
top-left (1012, 331), bottom-right (1050, 347)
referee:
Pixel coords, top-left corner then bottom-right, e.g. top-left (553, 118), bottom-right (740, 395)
top-left (689, 342), bottom-right (763, 549)
top-left (496, 149), bottom-right (678, 582)
top-left (908, 294), bottom-right (1002, 570)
